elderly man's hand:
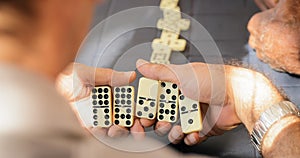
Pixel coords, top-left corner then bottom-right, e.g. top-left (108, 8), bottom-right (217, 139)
top-left (135, 59), bottom-right (241, 145)
top-left (56, 63), bottom-right (145, 140)
top-left (248, 0), bottom-right (300, 75)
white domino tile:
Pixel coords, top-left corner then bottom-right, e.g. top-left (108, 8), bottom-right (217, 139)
top-left (91, 86), bottom-right (112, 128)
top-left (160, 0), bottom-right (179, 9)
top-left (157, 18), bottom-right (190, 34)
top-left (179, 94), bottom-right (202, 134)
top-left (113, 86), bottom-right (135, 127)
top-left (157, 81), bottom-right (179, 122)
top-left (150, 43), bottom-right (172, 64)
top-left (136, 77), bottom-right (159, 119)
top-left (163, 7), bottom-right (181, 21)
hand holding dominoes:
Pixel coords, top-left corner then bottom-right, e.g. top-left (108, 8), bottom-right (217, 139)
top-left (57, 63), bottom-right (136, 104)
top-left (91, 57), bottom-right (204, 140)
top-left (136, 59), bottom-right (241, 145)
top-left (92, 85), bottom-right (147, 140)
top-left (92, 77), bottom-right (201, 136)
top-left (56, 63), bottom-right (148, 139)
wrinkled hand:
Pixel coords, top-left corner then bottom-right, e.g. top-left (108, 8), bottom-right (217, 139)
top-left (56, 62), bottom-right (145, 139)
top-left (136, 59), bottom-right (241, 146)
top-left (254, 0), bottom-right (279, 10)
top-left (248, 1), bottom-right (300, 75)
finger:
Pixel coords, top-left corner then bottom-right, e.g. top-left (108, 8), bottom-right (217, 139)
top-left (85, 126), bottom-right (95, 136)
top-left (155, 121), bottom-right (172, 136)
top-left (136, 59), bottom-right (218, 104)
top-left (130, 118), bottom-right (145, 140)
top-left (87, 126), bottom-right (93, 131)
top-left (136, 59), bottom-right (180, 85)
top-left (72, 63), bottom-right (136, 86)
top-left (107, 125), bottom-right (129, 138)
top-left (89, 127), bottom-right (108, 139)
top-left (254, 0), bottom-right (268, 10)
top-left (95, 68), bottom-right (136, 86)
top-left (184, 132), bottom-right (207, 146)
top-left (140, 118), bottom-right (156, 128)
top-left (136, 59), bottom-right (203, 102)
top-left (168, 125), bottom-right (185, 144)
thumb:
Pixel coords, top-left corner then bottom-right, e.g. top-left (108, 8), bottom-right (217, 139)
top-left (73, 63), bottom-right (136, 87)
top-left (136, 59), bottom-right (216, 103)
top-left (94, 68), bottom-right (136, 87)
top-left (136, 59), bottom-right (180, 85)
top-left (136, 59), bottom-right (200, 100)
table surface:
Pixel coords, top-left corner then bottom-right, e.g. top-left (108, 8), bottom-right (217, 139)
top-left (76, 0), bottom-right (300, 157)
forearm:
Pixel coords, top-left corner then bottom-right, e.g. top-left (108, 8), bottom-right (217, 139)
top-left (226, 66), bottom-right (284, 132)
top-left (226, 65), bottom-right (300, 157)
top-left (262, 115), bottom-right (300, 158)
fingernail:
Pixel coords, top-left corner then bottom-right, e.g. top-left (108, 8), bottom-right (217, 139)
top-left (189, 135), bottom-right (197, 144)
top-left (127, 71), bottom-right (135, 78)
top-left (156, 124), bottom-right (170, 135)
top-left (171, 130), bottom-right (181, 139)
top-left (136, 59), bottom-right (149, 67)
top-left (157, 129), bottom-right (168, 135)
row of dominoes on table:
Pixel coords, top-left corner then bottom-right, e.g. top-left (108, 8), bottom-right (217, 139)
top-left (150, 0), bottom-right (191, 64)
top-left (92, 77), bottom-right (202, 134)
